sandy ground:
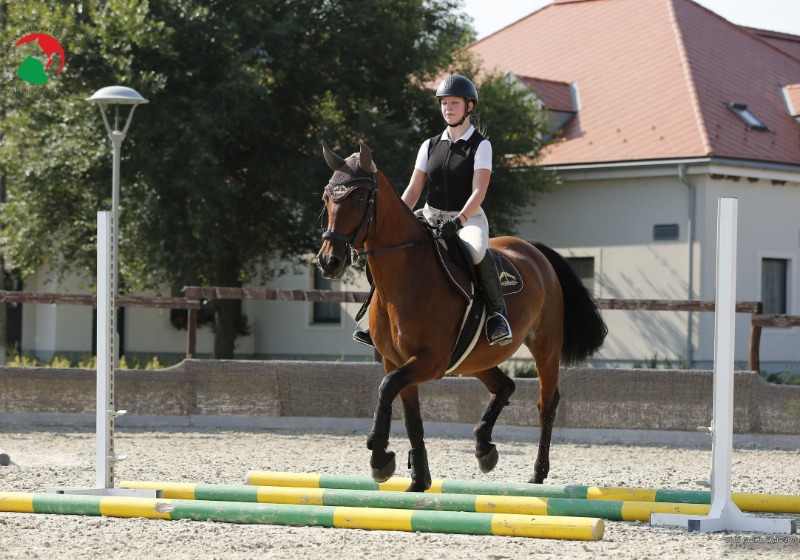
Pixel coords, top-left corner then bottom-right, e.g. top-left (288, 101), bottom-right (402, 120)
top-left (0, 423), bottom-right (798, 559)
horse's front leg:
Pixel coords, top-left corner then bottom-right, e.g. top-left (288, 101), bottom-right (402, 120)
top-left (399, 384), bottom-right (431, 492)
top-left (473, 367), bottom-right (515, 473)
top-left (366, 356), bottom-right (442, 485)
top-left (366, 367), bottom-right (400, 483)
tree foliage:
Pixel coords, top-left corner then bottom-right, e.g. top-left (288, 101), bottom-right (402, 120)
top-left (0, 0), bottom-right (553, 357)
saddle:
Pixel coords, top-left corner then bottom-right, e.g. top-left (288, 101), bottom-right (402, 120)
top-left (354, 218), bottom-right (524, 371)
top-left (433, 231), bottom-right (524, 372)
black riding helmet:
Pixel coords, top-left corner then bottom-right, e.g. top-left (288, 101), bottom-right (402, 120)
top-left (435, 75), bottom-right (478, 127)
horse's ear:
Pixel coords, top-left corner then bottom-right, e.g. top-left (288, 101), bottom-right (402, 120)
top-left (321, 139), bottom-right (346, 171)
top-left (359, 142), bottom-right (373, 174)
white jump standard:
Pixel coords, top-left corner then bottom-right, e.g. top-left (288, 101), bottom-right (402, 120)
top-left (46, 213), bottom-right (157, 498)
top-left (650, 198), bottom-right (796, 534)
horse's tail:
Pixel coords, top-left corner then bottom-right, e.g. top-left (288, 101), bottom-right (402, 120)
top-left (532, 241), bottom-right (608, 366)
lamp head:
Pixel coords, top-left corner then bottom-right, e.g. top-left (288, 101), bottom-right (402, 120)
top-left (87, 85), bottom-right (148, 106)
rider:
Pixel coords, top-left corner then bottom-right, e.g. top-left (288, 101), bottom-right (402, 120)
top-left (353, 75), bottom-right (513, 347)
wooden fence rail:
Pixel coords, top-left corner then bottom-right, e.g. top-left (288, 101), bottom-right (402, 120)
top-left (0, 291), bottom-right (201, 309)
top-left (0, 290), bottom-right (202, 358)
top-left (1, 289), bottom-right (797, 371)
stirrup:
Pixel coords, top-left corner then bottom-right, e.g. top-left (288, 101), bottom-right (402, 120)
top-left (486, 312), bottom-right (513, 346)
top-left (353, 326), bottom-right (375, 348)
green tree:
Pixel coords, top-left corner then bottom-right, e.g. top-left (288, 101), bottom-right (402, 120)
top-left (1, 0), bottom-right (552, 358)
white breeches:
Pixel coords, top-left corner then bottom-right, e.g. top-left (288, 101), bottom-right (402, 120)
top-left (423, 204), bottom-right (489, 265)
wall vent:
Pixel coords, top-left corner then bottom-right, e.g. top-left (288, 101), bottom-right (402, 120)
top-left (653, 224), bottom-right (679, 241)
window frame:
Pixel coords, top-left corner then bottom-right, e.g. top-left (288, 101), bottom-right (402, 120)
top-left (727, 102), bottom-right (768, 131)
top-left (310, 266), bottom-right (342, 326)
top-left (756, 251), bottom-right (795, 326)
top-left (562, 250), bottom-right (601, 295)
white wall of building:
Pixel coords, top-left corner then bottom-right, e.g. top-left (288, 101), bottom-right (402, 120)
top-left (514, 173), bottom-right (696, 365)
top-left (21, 265), bottom-right (94, 358)
top-left (698, 175), bottom-right (800, 368)
top-left (248, 264), bottom-right (372, 359)
top-left (124, 304), bottom-right (215, 356)
top-left (507, 167), bottom-right (800, 370)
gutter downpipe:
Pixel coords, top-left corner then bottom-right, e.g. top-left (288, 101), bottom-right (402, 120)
top-left (679, 164), bottom-right (695, 368)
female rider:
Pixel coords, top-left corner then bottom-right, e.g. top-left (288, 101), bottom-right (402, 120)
top-left (354, 75), bottom-right (512, 347)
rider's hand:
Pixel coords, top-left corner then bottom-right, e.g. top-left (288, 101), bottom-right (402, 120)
top-left (439, 217), bottom-right (463, 238)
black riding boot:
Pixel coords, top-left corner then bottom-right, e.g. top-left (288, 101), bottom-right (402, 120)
top-left (353, 325), bottom-right (374, 347)
top-left (476, 253), bottom-right (513, 346)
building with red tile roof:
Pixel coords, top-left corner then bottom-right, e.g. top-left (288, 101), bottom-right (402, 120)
top-left (470, 0), bottom-right (800, 371)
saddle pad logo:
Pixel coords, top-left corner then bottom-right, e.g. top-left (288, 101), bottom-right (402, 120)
top-left (499, 271), bottom-right (518, 287)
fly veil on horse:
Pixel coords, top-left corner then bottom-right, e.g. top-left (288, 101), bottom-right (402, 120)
top-left (316, 141), bottom-right (607, 490)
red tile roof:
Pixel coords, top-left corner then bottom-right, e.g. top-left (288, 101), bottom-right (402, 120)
top-left (469, 0), bottom-right (800, 167)
top-left (745, 27), bottom-right (800, 61)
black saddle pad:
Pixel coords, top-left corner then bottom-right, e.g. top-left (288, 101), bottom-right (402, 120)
top-left (442, 235), bottom-right (524, 298)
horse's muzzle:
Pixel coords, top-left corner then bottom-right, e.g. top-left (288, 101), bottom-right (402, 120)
top-left (316, 245), bottom-right (348, 280)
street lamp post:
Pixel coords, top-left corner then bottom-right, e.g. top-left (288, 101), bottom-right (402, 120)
top-left (87, 86), bottom-right (148, 366)
top-left (83, 86), bottom-right (148, 494)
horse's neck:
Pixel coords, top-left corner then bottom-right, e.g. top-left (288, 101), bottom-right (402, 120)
top-left (365, 175), bottom-right (430, 283)
top-left (368, 175), bottom-right (428, 251)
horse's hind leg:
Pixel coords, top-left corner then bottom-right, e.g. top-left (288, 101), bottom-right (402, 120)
top-left (473, 367), bottom-right (515, 474)
top-left (527, 331), bottom-right (562, 484)
top-left (399, 384), bottom-right (431, 492)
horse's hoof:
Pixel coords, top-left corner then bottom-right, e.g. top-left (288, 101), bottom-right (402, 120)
top-left (476, 445), bottom-right (499, 474)
top-left (405, 480), bottom-right (431, 493)
top-left (528, 475), bottom-right (545, 484)
top-left (370, 451), bottom-right (396, 483)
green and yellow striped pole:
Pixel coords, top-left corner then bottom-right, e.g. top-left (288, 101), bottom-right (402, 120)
top-left (0, 491), bottom-right (604, 541)
top-left (121, 480), bottom-right (709, 522)
top-left (244, 471), bottom-right (800, 515)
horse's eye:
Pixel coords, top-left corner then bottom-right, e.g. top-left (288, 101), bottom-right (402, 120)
top-left (355, 193), bottom-right (367, 204)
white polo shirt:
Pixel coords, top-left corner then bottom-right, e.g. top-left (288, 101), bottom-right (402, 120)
top-left (414, 125), bottom-right (493, 173)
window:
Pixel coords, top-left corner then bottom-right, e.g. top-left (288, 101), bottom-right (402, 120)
top-left (761, 258), bottom-right (788, 314)
top-left (728, 102), bottom-right (768, 131)
top-left (653, 224), bottom-right (679, 241)
top-left (312, 267), bottom-right (341, 324)
top-left (566, 257), bottom-right (595, 292)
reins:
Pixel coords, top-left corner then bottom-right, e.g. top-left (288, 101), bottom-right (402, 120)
top-left (358, 237), bottom-right (432, 258)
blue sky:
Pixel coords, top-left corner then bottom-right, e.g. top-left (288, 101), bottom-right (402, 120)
top-left (462, 0), bottom-right (800, 39)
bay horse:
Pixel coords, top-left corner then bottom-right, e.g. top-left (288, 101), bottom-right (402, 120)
top-left (315, 141), bottom-right (607, 491)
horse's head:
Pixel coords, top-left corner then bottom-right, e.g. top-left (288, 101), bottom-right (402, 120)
top-left (315, 140), bottom-right (377, 279)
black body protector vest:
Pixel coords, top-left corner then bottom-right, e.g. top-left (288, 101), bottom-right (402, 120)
top-left (426, 130), bottom-right (486, 212)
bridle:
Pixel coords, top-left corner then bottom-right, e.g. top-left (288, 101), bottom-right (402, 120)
top-left (320, 173), bottom-right (377, 264)
top-left (319, 168), bottom-right (432, 266)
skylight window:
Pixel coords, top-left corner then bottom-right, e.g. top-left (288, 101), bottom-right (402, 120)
top-left (727, 102), bottom-right (768, 131)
